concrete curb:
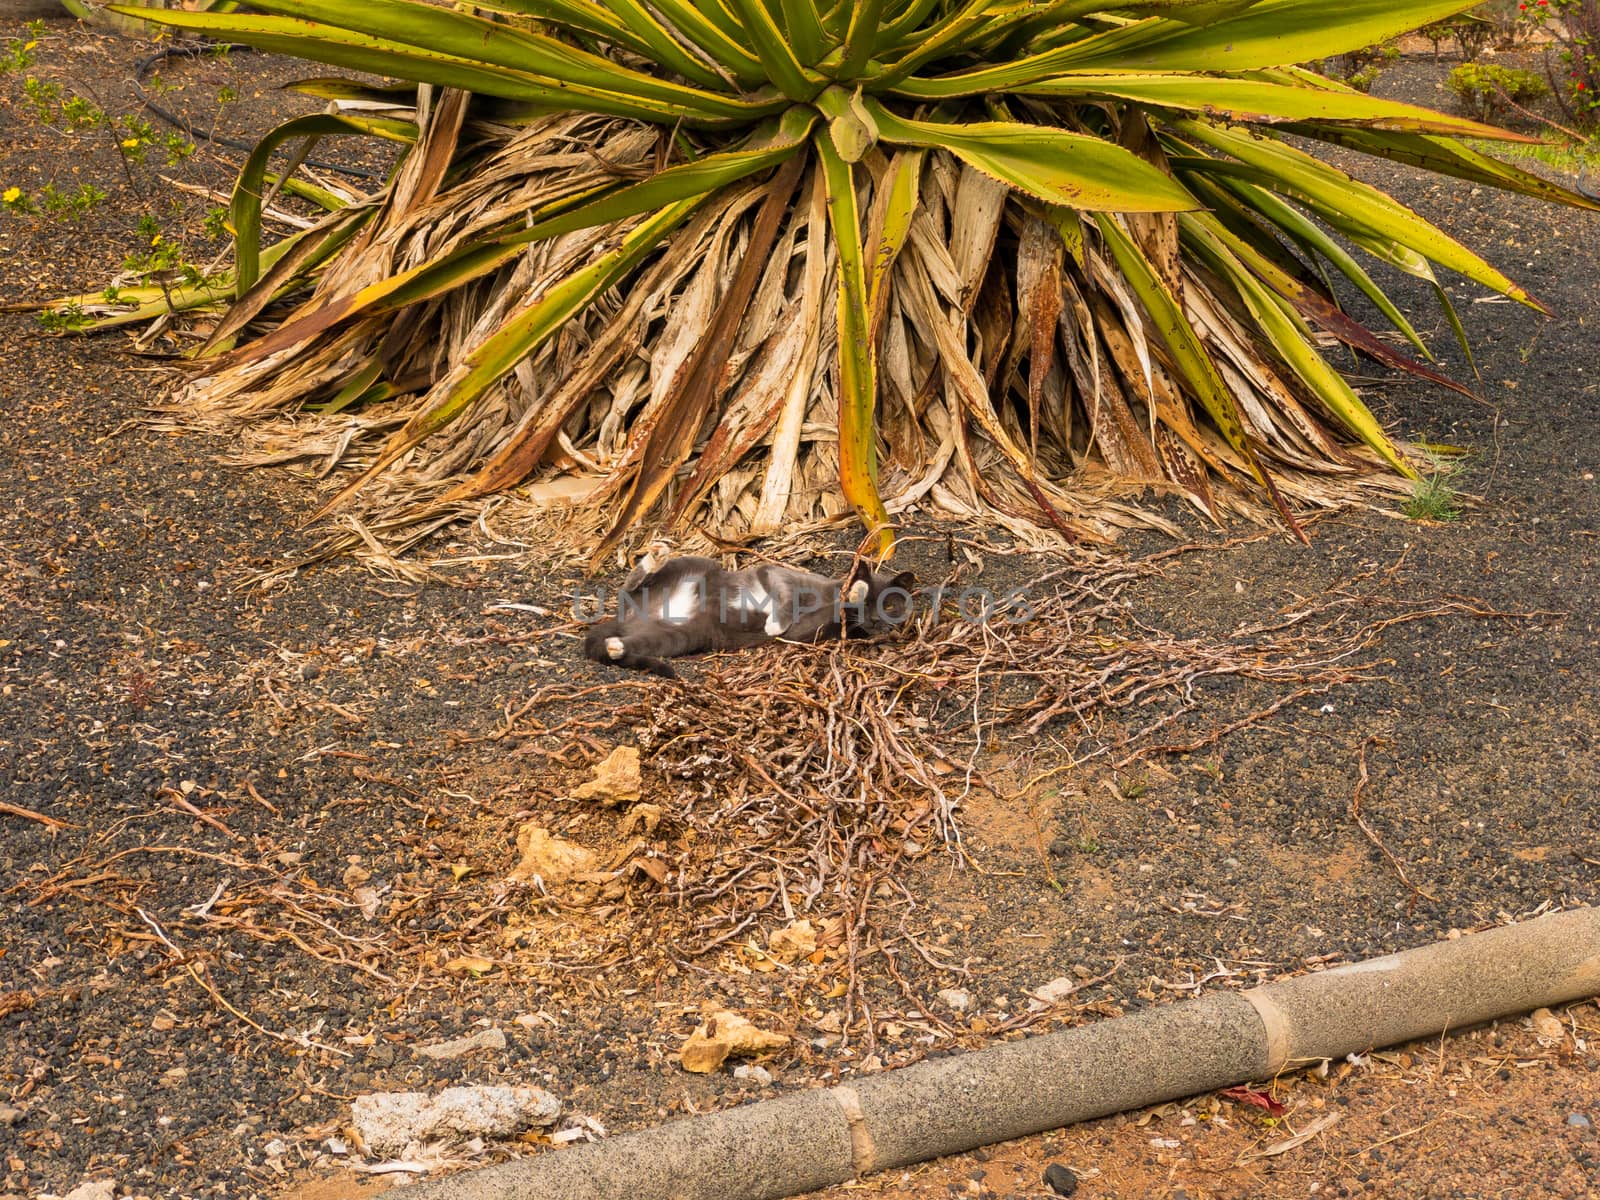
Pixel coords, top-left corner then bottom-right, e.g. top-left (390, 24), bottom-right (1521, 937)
top-left (405, 907), bottom-right (1600, 1200)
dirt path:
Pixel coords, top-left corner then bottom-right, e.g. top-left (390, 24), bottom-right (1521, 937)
top-left (1, 22), bottom-right (1596, 1200)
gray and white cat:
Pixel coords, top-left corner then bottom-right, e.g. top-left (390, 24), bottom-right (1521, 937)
top-left (583, 552), bottom-right (916, 679)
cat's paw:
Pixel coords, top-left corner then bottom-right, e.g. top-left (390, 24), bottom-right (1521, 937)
top-left (636, 538), bottom-right (671, 574)
top-left (763, 613), bottom-right (787, 637)
top-left (605, 636), bottom-right (625, 660)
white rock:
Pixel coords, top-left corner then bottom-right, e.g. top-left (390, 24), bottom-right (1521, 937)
top-left (1531, 1007), bottom-right (1565, 1043)
top-left (414, 1027), bottom-right (508, 1060)
top-left (733, 1064), bottom-right (774, 1085)
top-left (41, 1180), bottom-right (115, 1200)
top-left (351, 1085), bottom-right (561, 1154)
top-left (1031, 977), bottom-right (1077, 1005)
top-left (937, 988), bottom-right (974, 1012)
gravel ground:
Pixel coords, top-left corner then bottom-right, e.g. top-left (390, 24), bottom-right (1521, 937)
top-left (0, 21), bottom-right (1596, 1200)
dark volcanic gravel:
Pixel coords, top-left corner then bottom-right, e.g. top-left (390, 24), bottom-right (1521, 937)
top-left (1, 22), bottom-right (1597, 1200)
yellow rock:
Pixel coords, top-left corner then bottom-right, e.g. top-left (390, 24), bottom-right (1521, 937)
top-left (679, 1010), bottom-right (789, 1074)
top-left (766, 920), bottom-right (818, 963)
top-left (508, 825), bottom-right (599, 885)
top-left (571, 745), bottom-right (641, 807)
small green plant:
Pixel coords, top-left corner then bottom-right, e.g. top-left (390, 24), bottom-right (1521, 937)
top-left (39, 183), bottom-right (67, 215)
top-left (37, 301), bottom-right (89, 332)
top-left (2, 184), bottom-right (36, 214)
top-left (12, 75), bottom-right (108, 131)
top-left (1, 33), bottom-right (37, 73)
top-left (1418, 19), bottom-right (1453, 61)
top-left (120, 221), bottom-right (224, 294)
top-left (60, 94), bottom-right (106, 130)
top-left (1449, 61), bottom-right (1550, 120)
top-left (123, 235), bottom-right (184, 277)
top-left (116, 114), bottom-right (159, 164)
top-left (1402, 453), bottom-right (1466, 521)
top-left (22, 76), bottom-right (62, 121)
top-left (217, 84), bottom-right (238, 106)
top-left (1327, 42), bottom-right (1401, 93)
top-left (202, 205), bottom-right (229, 239)
top-left (39, 181), bottom-right (109, 220)
top-left (161, 129), bottom-right (196, 165)
top-left (69, 182), bottom-right (108, 217)
top-left (1076, 835), bottom-right (1101, 855)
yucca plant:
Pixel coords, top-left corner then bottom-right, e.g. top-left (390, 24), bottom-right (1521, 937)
top-left (36, 0), bottom-right (1600, 557)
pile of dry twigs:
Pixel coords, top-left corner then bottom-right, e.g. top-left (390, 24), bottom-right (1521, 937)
top-left (497, 546), bottom-right (1518, 1000)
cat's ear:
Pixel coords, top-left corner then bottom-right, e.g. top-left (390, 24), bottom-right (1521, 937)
top-left (889, 570), bottom-right (916, 592)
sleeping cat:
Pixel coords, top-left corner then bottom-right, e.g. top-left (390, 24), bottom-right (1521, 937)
top-left (583, 552), bottom-right (916, 679)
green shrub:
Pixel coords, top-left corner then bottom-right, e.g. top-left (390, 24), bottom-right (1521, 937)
top-left (1449, 61), bottom-right (1551, 120)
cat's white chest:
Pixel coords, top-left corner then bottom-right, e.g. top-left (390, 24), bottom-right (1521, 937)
top-left (660, 576), bottom-right (703, 624)
top-left (728, 581), bottom-right (785, 636)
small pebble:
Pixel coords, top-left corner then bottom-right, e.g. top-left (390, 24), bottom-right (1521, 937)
top-left (1569, 1113), bottom-right (1593, 1128)
top-left (1043, 1162), bottom-right (1078, 1196)
top-left (938, 988), bottom-right (974, 1012)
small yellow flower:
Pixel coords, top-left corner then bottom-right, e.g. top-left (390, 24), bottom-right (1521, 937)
top-left (121, 137), bottom-right (141, 149)
top-left (24, 40), bottom-right (37, 51)
top-left (2, 186), bottom-right (20, 204)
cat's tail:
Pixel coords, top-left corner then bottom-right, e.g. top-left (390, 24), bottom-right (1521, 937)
top-left (583, 622), bottom-right (680, 681)
top-left (625, 654), bottom-right (679, 680)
